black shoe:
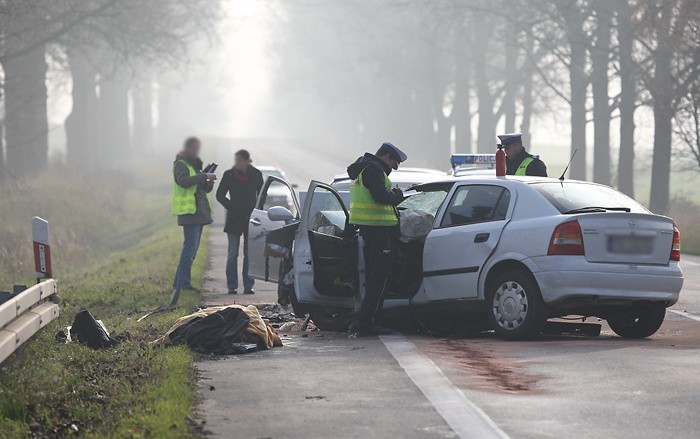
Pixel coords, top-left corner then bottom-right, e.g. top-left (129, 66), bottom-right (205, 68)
top-left (228, 289), bottom-right (238, 295)
top-left (243, 289), bottom-right (255, 295)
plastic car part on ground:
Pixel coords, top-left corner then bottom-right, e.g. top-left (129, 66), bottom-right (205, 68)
top-left (155, 304), bottom-right (282, 351)
top-left (60, 309), bottom-right (126, 349)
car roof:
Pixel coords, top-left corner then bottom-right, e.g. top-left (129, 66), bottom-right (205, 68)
top-left (415, 175), bottom-right (593, 187)
top-left (258, 165), bottom-right (280, 171)
top-left (332, 167), bottom-right (446, 183)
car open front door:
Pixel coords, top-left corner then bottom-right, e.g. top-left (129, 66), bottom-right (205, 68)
top-left (248, 176), bottom-right (300, 282)
top-left (422, 184), bottom-right (514, 301)
top-left (293, 181), bottom-right (358, 307)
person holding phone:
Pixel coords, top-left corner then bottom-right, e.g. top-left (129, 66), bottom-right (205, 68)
top-left (170, 136), bottom-right (217, 306)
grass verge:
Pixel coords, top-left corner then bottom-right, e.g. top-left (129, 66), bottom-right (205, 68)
top-left (0, 170), bottom-right (209, 437)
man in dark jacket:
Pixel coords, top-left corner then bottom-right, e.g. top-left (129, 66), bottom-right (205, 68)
top-left (346, 142), bottom-right (407, 336)
top-left (500, 133), bottom-right (548, 177)
top-left (216, 149), bottom-right (264, 295)
top-left (172, 137), bottom-right (216, 306)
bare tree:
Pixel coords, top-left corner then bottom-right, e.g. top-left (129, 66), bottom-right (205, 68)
top-left (636, 0), bottom-right (700, 214)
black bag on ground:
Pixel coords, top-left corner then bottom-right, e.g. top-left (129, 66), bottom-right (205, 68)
top-left (70, 309), bottom-right (121, 350)
top-left (170, 308), bottom-right (251, 355)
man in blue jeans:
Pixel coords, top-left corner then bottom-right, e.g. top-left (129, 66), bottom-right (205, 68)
top-left (216, 149), bottom-right (264, 295)
top-left (171, 137), bottom-right (216, 306)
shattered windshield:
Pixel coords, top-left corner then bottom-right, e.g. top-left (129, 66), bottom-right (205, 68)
top-left (398, 183), bottom-right (452, 217)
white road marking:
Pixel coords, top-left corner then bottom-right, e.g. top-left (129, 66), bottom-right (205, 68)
top-left (669, 309), bottom-right (700, 322)
top-left (380, 334), bottom-right (509, 439)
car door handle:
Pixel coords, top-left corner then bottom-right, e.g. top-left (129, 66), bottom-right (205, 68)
top-left (250, 218), bottom-right (261, 226)
top-left (474, 233), bottom-right (490, 243)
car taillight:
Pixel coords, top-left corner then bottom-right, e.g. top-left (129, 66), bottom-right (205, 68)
top-left (670, 226), bottom-right (681, 261)
top-left (548, 220), bottom-right (585, 255)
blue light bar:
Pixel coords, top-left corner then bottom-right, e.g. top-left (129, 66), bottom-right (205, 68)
top-left (450, 153), bottom-right (540, 168)
top-left (450, 154), bottom-right (497, 168)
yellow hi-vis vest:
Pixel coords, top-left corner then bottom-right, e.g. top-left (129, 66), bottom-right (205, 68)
top-left (349, 168), bottom-right (399, 226)
top-left (172, 160), bottom-right (198, 215)
top-left (515, 156), bottom-right (535, 176)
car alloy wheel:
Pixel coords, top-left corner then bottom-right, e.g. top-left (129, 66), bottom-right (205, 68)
top-left (492, 281), bottom-right (529, 330)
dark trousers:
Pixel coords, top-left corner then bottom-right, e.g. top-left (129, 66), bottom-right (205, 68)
top-left (357, 226), bottom-right (397, 327)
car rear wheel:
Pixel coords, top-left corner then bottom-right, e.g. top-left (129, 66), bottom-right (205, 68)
top-left (486, 270), bottom-right (547, 341)
top-left (309, 305), bottom-right (352, 332)
top-left (607, 307), bottom-right (665, 339)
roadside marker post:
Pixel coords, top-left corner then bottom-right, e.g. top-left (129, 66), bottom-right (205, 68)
top-left (0, 218), bottom-right (60, 365)
top-left (32, 216), bottom-right (52, 282)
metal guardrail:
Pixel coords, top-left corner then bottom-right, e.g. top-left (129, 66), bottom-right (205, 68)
top-left (0, 279), bottom-right (59, 365)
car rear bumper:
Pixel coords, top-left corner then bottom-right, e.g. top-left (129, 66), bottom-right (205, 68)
top-left (527, 256), bottom-right (683, 306)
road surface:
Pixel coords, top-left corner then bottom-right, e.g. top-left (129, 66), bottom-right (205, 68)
top-left (196, 140), bottom-right (700, 438)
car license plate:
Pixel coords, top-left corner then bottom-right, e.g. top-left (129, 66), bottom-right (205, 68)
top-left (607, 235), bottom-right (653, 255)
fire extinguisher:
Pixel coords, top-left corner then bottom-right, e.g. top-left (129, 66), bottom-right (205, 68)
top-left (496, 144), bottom-right (506, 177)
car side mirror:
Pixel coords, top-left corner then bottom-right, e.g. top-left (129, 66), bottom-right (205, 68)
top-left (268, 206), bottom-right (295, 223)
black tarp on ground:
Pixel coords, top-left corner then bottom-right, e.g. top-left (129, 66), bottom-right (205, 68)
top-left (168, 307), bottom-right (251, 355)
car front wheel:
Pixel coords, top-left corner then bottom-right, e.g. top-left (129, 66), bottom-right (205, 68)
top-left (486, 270), bottom-right (547, 341)
top-left (607, 307), bottom-right (665, 338)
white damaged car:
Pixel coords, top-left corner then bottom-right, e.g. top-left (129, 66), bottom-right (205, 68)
top-left (250, 175), bottom-right (684, 340)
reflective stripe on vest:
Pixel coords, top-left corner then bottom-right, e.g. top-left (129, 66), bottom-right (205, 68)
top-left (172, 160), bottom-right (198, 215)
top-left (515, 156), bottom-right (535, 176)
top-left (349, 168), bottom-right (399, 226)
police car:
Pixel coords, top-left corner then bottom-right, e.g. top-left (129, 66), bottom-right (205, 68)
top-left (249, 174), bottom-right (683, 340)
top-left (450, 153), bottom-right (539, 177)
top-left (330, 167), bottom-right (447, 191)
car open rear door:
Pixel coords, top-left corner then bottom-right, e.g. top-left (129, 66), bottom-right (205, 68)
top-left (293, 181), bottom-right (358, 307)
top-left (248, 176), bottom-right (300, 282)
top-left (422, 183), bottom-right (514, 301)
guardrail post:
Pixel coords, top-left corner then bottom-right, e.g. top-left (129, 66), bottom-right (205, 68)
top-left (32, 217), bottom-right (52, 283)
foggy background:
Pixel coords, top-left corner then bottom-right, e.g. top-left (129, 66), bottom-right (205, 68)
top-left (1, 0), bottom-right (700, 213)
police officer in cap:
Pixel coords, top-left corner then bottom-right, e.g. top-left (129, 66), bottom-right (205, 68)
top-left (346, 142), bottom-right (407, 335)
top-left (499, 133), bottom-right (547, 177)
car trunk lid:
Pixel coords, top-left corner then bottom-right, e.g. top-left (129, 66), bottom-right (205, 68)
top-left (575, 212), bottom-right (674, 265)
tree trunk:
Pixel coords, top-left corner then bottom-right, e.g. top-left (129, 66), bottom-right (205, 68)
top-left (65, 50), bottom-right (99, 168)
top-left (132, 76), bottom-right (154, 154)
top-left (0, 87), bottom-right (4, 175)
top-left (648, 27), bottom-right (674, 215)
top-left (2, 45), bottom-right (48, 174)
top-left (564, 11), bottom-right (588, 180)
top-left (520, 36), bottom-right (535, 147)
top-left (591, 0), bottom-right (611, 185)
top-left (473, 18), bottom-right (496, 153)
top-left (96, 74), bottom-right (131, 164)
top-left (453, 40), bottom-right (472, 153)
top-left (649, 99), bottom-right (673, 214)
top-left (502, 34), bottom-right (518, 134)
top-left (616, 2), bottom-right (636, 197)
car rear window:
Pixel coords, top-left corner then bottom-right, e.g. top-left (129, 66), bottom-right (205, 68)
top-left (531, 182), bottom-right (648, 214)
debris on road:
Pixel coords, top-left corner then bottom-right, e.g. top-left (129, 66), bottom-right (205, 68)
top-left (155, 304), bottom-right (282, 353)
top-left (255, 303), bottom-right (318, 333)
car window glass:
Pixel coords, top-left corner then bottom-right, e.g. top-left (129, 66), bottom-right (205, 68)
top-left (261, 180), bottom-right (297, 217)
top-left (531, 182), bottom-right (648, 214)
top-left (494, 190), bottom-right (511, 220)
top-left (331, 181), bottom-right (351, 192)
top-left (308, 186), bottom-right (346, 237)
top-left (441, 185), bottom-right (507, 227)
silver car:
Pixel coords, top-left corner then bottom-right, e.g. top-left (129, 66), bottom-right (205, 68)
top-left (254, 175), bottom-right (684, 340)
